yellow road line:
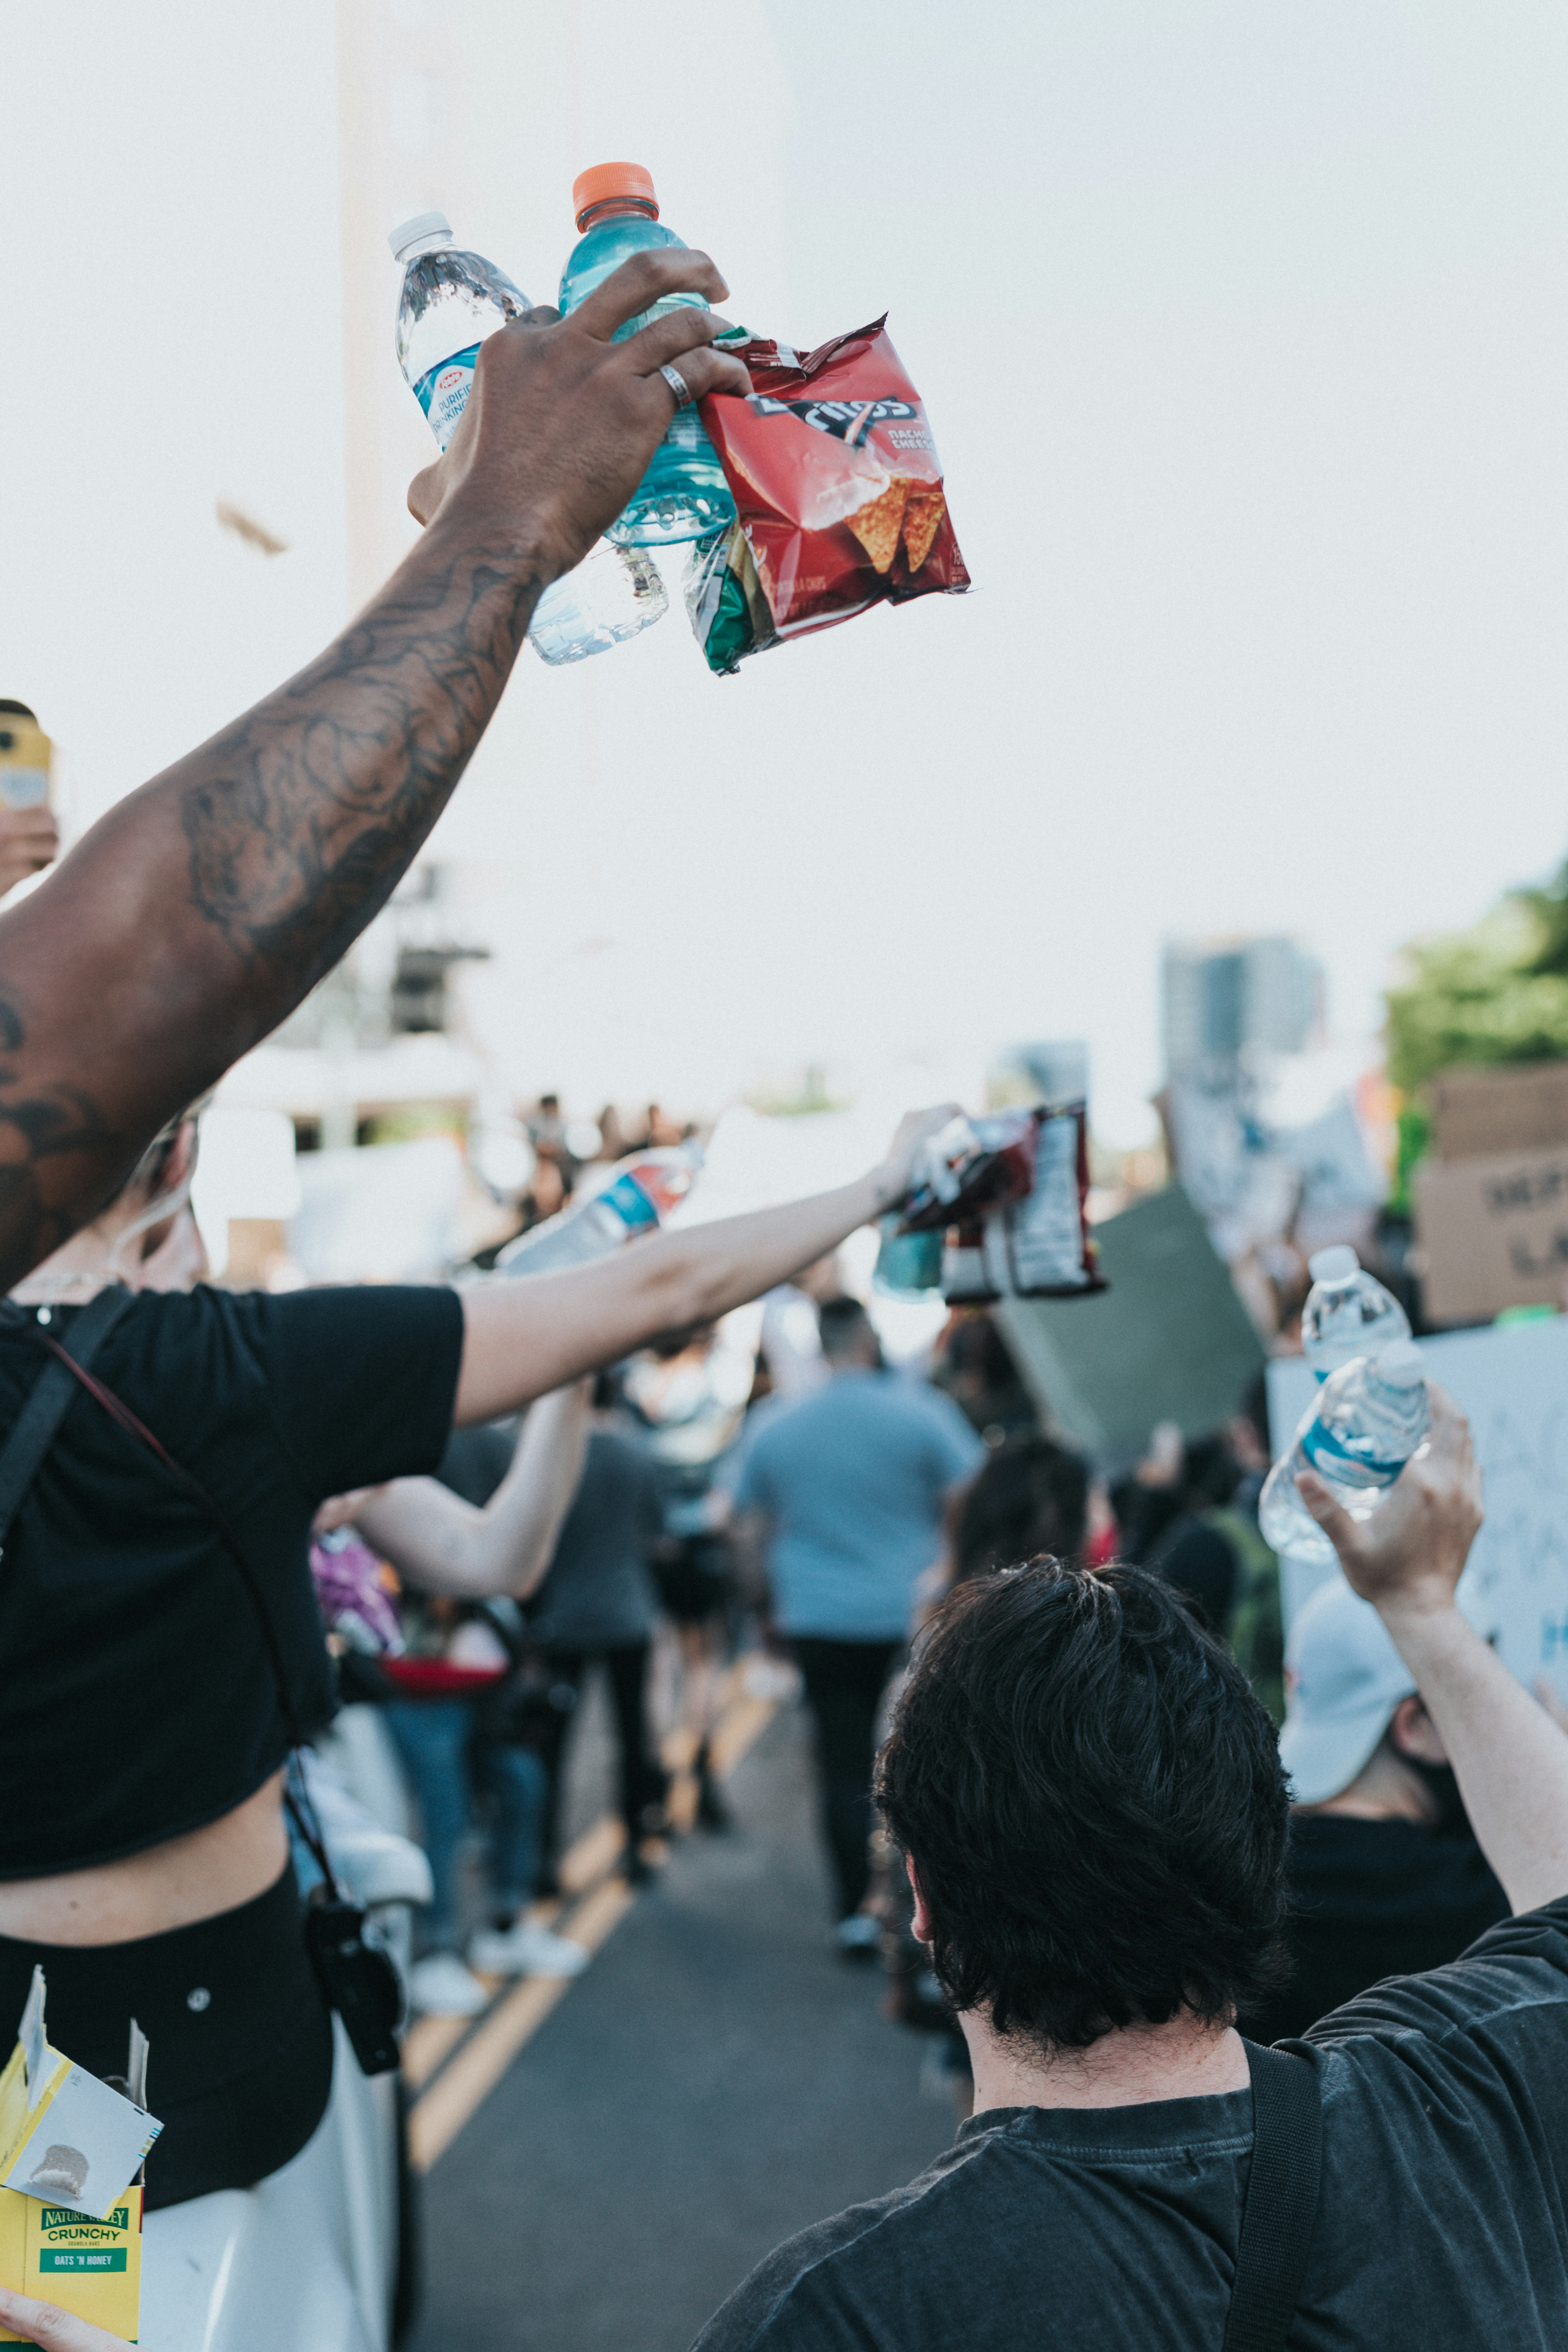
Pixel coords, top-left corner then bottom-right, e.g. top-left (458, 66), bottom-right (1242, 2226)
top-left (404, 1674), bottom-right (782, 2164)
top-left (408, 1878), bottom-right (636, 2172)
top-left (559, 1812), bottom-right (626, 1893)
top-left (401, 2010), bottom-right (471, 2094)
top-left (709, 1694), bottom-right (776, 1778)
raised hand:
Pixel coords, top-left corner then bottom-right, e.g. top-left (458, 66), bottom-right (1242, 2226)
top-left (1296, 1384), bottom-right (1483, 1625)
top-left (873, 1106), bottom-right (966, 1213)
top-left (0, 804), bottom-right (59, 899)
top-left (407, 250), bottom-right (752, 579)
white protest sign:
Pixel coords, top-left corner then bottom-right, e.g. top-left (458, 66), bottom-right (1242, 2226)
top-left (1267, 1317), bottom-right (1568, 1697)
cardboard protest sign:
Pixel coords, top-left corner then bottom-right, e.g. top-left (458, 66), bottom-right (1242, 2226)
top-left (1428, 1061), bottom-right (1568, 1163)
top-left (1414, 1144), bottom-right (1568, 1322)
top-left (997, 1185), bottom-right (1264, 1463)
top-left (1267, 1316), bottom-right (1568, 1699)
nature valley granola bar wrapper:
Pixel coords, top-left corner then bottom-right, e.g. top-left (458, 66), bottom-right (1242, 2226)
top-left (690, 318), bottom-right (969, 672)
top-left (0, 2191), bottom-right (145, 2344)
top-left (0, 1972), bottom-right (159, 2343)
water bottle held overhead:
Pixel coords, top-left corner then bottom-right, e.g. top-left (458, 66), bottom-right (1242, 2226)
top-left (387, 212), bottom-right (667, 662)
top-left (1259, 1340), bottom-right (1430, 1564)
top-left (1301, 1245), bottom-right (1410, 1380)
top-left (389, 211), bottom-right (531, 449)
top-left (494, 1145), bottom-right (703, 1278)
top-left (558, 163), bottom-right (738, 546)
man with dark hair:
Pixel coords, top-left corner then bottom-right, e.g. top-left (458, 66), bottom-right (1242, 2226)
top-left (732, 1297), bottom-right (982, 1949)
top-left (697, 1391), bottom-right (1568, 2348)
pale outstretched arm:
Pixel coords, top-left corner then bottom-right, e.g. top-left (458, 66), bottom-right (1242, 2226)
top-left (453, 1107), bottom-right (957, 1424)
top-left (352, 1379), bottom-right (592, 1600)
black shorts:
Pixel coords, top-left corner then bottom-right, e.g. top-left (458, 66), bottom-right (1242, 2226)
top-left (655, 1549), bottom-right (733, 1625)
top-left (0, 1864), bottom-right (334, 2210)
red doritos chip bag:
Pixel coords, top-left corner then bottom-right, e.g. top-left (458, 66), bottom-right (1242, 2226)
top-left (687, 318), bottom-right (969, 673)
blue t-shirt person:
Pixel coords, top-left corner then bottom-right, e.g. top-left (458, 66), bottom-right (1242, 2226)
top-left (733, 1364), bottom-right (985, 1640)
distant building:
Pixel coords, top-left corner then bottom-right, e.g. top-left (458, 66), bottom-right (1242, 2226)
top-left (1162, 937), bottom-right (1321, 1076)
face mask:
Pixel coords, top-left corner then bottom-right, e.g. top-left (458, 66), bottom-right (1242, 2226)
top-left (1403, 1754), bottom-right (1471, 1837)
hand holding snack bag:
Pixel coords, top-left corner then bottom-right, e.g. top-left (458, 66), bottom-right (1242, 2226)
top-left (688, 319), bottom-right (969, 672)
top-left (877, 1108), bottom-right (1105, 1305)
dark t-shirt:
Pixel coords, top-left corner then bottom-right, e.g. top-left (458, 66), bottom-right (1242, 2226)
top-left (1151, 1511), bottom-right (1239, 1630)
top-left (1246, 1813), bottom-right (1510, 2044)
top-left (527, 1423), bottom-right (664, 1652)
top-left (0, 1282), bottom-right (463, 1877)
top-left (694, 1899), bottom-right (1568, 2351)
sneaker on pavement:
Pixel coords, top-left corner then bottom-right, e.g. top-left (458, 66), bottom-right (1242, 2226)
top-left (468, 1920), bottom-right (590, 1979)
top-left (408, 1950), bottom-right (490, 2017)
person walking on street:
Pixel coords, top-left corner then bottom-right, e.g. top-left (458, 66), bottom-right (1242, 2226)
top-left (732, 1298), bottom-right (982, 1952)
top-left (526, 1373), bottom-right (668, 1887)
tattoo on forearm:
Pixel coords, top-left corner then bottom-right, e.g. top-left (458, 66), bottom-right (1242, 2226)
top-left (0, 537), bottom-right (537, 1294)
top-left (180, 547), bottom-right (539, 988)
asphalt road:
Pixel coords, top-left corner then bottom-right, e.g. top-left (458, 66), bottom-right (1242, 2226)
top-left (407, 1692), bottom-right (952, 2352)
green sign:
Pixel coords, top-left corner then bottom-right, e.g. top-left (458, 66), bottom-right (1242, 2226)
top-left (40, 2250), bottom-right (127, 2272)
top-left (40, 2208), bottom-right (129, 2234)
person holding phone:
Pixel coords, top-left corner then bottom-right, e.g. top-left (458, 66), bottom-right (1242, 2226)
top-left (0, 702), bottom-right (61, 897)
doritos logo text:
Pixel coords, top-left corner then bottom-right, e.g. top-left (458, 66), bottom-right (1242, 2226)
top-left (746, 395), bottom-right (918, 448)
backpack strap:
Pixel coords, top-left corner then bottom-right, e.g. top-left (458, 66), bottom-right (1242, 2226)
top-left (0, 1286), bottom-right (136, 1560)
top-left (1222, 2042), bottom-right (1323, 2352)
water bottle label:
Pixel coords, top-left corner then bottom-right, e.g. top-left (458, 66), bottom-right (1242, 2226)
top-left (598, 1170), bottom-right (660, 1236)
top-left (1300, 1420), bottom-right (1406, 1483)
top-left (413, 344), bottom-right (481, 450)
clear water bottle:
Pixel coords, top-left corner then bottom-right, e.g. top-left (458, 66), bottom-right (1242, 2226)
top-left (388, 212), bottom-right (667, 662)
top-left (1301, 1245), bottom-right (1410, 1380)
top-left (494, 1145), bottom-right (702, 1277)
top-left (557, 164), bottom-right (737, 546)
top-left (1259, 1340), bottom-right (1430, 1563)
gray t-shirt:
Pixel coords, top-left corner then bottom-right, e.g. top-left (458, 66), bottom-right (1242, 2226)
top-left (693, 1897), bottom-right (1568, 2350)
top-left (527, 1423), bottom-right (663, 1652)
top-left (732, 1371), bottom-right (984, 1641)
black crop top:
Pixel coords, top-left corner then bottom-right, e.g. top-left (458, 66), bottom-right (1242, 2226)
top-left (0, 1281), bottom-right (463, 1878)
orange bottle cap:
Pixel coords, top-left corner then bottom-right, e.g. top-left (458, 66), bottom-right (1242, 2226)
top-left (572, 161), bottom-right (659, 230)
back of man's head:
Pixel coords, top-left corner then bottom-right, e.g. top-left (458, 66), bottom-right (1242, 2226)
top-left (877, 1559), bottom-right (1288, 2053)
top-left (817, 1295), bottom-right (878, 1366)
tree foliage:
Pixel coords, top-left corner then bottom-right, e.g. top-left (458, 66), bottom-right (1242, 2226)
top-left (1385, 866), bottom-right (1568, 1096)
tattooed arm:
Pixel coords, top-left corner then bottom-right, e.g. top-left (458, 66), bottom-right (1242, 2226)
top-left (0, 252), bottom-right (749, 1290)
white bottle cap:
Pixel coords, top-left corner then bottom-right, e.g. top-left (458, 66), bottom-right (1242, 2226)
top-left (388, 211), bottom-right (452, 261)
top-left (1376, 1340), bottom-right (1424, 1387)
top-left (1308, 1244), bottom-right (1360, 1283)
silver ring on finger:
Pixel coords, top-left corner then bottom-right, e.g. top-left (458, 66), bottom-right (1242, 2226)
top-left (659, 362), bottom-right (695, 412)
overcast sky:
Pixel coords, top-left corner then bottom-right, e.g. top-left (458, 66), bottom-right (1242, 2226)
top-left (6, 2), bottom-right (1567, 1143)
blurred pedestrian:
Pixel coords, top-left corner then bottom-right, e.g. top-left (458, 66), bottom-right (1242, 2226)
top-left (732, 1297), bottom-right (983, 1951)
top-left (950, 1433), bottom-right (1090, 1582)
top-left (527, 1373), bottom-right (669, 1886)
top-left (1244, 1573), bottom-right (1508, 2042)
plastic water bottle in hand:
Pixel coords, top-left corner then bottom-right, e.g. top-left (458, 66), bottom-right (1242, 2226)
top-left (388, 212), bottom-right (667, 662)
top-left (1259, 1340), bottom-right (1430, 1564)
top-left (557, 163), bottom-right (737, 546)
top-left (1301, 1245), bottom-right (1410, 1379)
top-left (495, 1145), bottom-right (702, 1276)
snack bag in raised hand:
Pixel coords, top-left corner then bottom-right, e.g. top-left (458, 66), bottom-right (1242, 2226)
top-left (689, 320), bottom-right (970, 672)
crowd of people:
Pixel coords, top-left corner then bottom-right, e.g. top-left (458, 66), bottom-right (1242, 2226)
top-left (2, 245), bottom-right (1567, 2352)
